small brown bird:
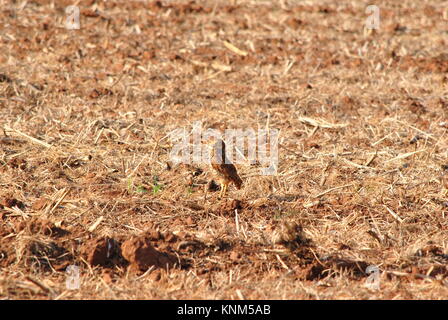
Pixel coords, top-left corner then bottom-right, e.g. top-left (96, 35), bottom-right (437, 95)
top-left (209, 138), bottom-right (243, 197)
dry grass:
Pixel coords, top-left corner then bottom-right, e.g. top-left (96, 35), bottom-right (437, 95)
top-left (0, 0), bottom-right (447, 300)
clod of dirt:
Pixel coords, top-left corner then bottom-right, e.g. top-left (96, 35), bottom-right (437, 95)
top-left (102, 270), bottom-right (114, 284)
top-left (31, 198), bottom-right (50, 211)
top-left (285, 17), bottom-right (303, 29)
top-left (185, 216), bottom-right (195, 225)
top-left (215, 199), bottom-right (243, 215)
top-left (121, 235), bottom-right (177, 272)
top-left (229, 251), bottom-right (240, 261)
top-left (1, 197), bottom-right (25, 209)
top-left (80, 237), bottom-right (114, 267)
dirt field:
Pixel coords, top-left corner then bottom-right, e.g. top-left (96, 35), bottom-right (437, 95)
top-left (1, 0), bottom-right (447, 300)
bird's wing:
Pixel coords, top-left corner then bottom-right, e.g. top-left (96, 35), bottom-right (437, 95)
top-left (220, 163), bottom-right (242, 187)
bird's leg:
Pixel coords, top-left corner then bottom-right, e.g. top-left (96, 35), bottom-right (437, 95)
top-left (218, 183), bottom-right (228, 199)
top-left (219, 183), bottom-right (225, 199)
top-left (222, 183), bottom-right (228, 197)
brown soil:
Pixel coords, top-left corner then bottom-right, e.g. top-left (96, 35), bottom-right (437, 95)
top-left (0, 0), bottom-right (447, 299)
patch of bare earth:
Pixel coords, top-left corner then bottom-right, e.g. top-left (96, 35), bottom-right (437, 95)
top-left (0, 0), bottom-right (447, 299)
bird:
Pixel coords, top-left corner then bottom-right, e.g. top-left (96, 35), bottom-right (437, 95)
top-left (208, 138), bottom-right (243, 198)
